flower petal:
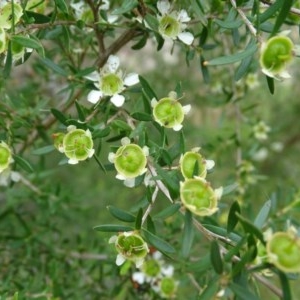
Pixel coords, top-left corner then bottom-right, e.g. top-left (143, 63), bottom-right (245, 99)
top-left (84, 71), bottom-right (100, 82)
top-left (68, 158), bottom-right (79, 165)
top-left (178, 9), bottom-right (191, 23)
top-left (108, 152), bottom-right (116, 163)
top-left (121, 137), bottom-right (131, 145)
top-left (108, 235), bottom-right (117, 243)
top-left (177, 32), bottom-right (194, 45)
top-left (88, 149), bottom-right (95, 158)
top-left (157, 0), bottom-right (170, 15)
top-left (173, 124), bottom-right (183, 131)
top-left (116, 254), bottom-right (126, 266)
top-left (182, 104), bottom-right (191, 114)
top-left (135, 258), bottom-right (145, 268)
top-left (87, 90), bottom-right (103, 104)
top-left (124, 73), bottom-right (139, 86)
top-left (205, 159), bottom-right (215, 170)
top-left (116, 174), bottom-right (126, 180)
top-left (124, 178), bottom-right (136, 188)
top-left (132, 272), bottom-right (146, 284)
top-left (106, 55), bottom-right (120, 73)
top-left (111, 94), bottom-right (125, 107)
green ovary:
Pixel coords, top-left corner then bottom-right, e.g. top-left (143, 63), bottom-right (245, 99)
top-left (270, 235), bottom-right (300, 269)
top-left (0, 147), bottom-right (11, 166)
top-left (181, 180), bottom-right (212, 209)
top-left (154, 98), bottom-right (184, 128)
top-left (63, 130), bottom-right (93, 160)
top-left (160, 277), bottom-right (176, 295)
top-left (181, 152), bottom-right (205, 178)
top-left (115, 145), bottom-right (146, 177)
top-left (100, 73), bottom-right (123, 96)
top-left (143, 259), bottom-right (161, 277)
top-left (261, 37), bottom-right (293, 72)
top-left (117, 234), bottom-right (147, 258)
top-left (159, 15), bottom-right (180, 39)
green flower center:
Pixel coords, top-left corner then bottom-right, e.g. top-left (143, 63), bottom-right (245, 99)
top-left (117, 234), bottom-right (148, 259)
top-left (159, 15), bottom-right (180, 39)
top-left (153, 98), bottom-right (184, 128)
top-left (0, 145), bottom-right (11, 167)
top-left (63, 129), bottom-right (94, 161)
top-left (260, 36), bottom-right (293, 73)
top-left (268, 233), bottom-right (300, 271)
top-left (180, 179), bottom-right (217, 216)
top-left (100, 73), bottom-right (123, 96)
top-left (142, 259), bottom-right (161, 277)
top-left (180, 152), bottom-right (206, 179)
top-left (114, 144), bottom-right (147, 178)
top-left (0, 28), bottom-right (5, 53)
top-left (0, 3), bottom-right (23, 29)
top-left (160, 277), bottom-right (176, 296)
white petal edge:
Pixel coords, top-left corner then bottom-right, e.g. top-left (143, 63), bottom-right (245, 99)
top-left (135, 258), bottom-right (145, 268)
top-left (161, 265), bottom-right (174, 277)
top-left (116, 254), bottom-right (126, 266)
top-left (205, 159), bottom-right (215, 170)
top-left (177, 9), bottom-right (191, 23)
top-left (106, 55), bottom-right (120, 73)
top-left (88, 149), bottom-right (95, 158)
top-left (214, 187), bottom-right (223, 200)
top-left (182, 104), bottom-right (191, 114)
top-left (173, 124), bottom-right (183, 131)
top-left (177, 32), bottom-right (194, 45)
top-left (109, 235), bottom-right (117, 243)
top-left (121, 137), bottom-right (131, 145)
top-left (124, 178), bottom-right (136, 188)
top-left (84, 71), bottom-right (100, 82)
top-left (87, 90), bottom-right (103, 104)
top-left (132, 272), bottom-right (146, 284)
top-left (68, 158), bottom-right (79, 165)
top-left (108, 152), bottom-right (116, 163)
top-left (116, 174), bottom-right (126, 180)
top-left (151, 98), bottom-right (158, 107)
top-left (124, 73), bottom-right (139, 86)
top-left (111, 94), bottom-right (125, 107)
top-left (67, 125), bottom-right (76, 132)
top-left (157, 0), bottom-right (170, 15)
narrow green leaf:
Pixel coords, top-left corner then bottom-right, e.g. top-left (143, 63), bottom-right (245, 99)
top-left (271, 0), bottom-right (293, 36)
top-left (153, 203), bottom-right (181, 220)
top-left (112, 0), bottom-right (138, 15)
top-left (203, 224), bottom-right (242, 243)
top-left (181, 210), bottom-right (194, 258)
top-left (51, 108), bottom-right (68, 125)
top-left (13, 155), bottom-right (34, 173)
top-left (214, 19), bottom-right (243, 29)
top-left (32, 145), bottom-right (55, 155)
top-left (92, 127), bottom-right (111, 139)
top-left (135, 208), bottom-right (143, 230)
top-left (111, 120), bottom-right (132, 132)
top-left (3, 41), bottom-right (12, 78)
top-left (224, 235), bottom-right (248, 262)
top-left (227, 201), bottom-right (241, 233)
top-left (107, 206), bottom-right (135, 223)
top-left (236, 213), bottom-right (264, 243)
top-left (187, 253), bottom-right (211, 272)
top-left (54, 0), bottom-right (68, 13)
top-left (132, 33), bottom-right (148, 50)
top-left (222, 182), bottom-right (239, 196)
top-left (229, 282), bottom-right (260, 300)
top-left (13, 292), bottom-right (19, 300)
top-left (206, 40), bottom-right (257, 66)
top-left (200, 55), bottom-right (210, 83)
top-left (210, 241), bottom-right (223, 274)
top-left (259, 0), bottom-right (282, 23)
top-left (24, 10), bottom-right (51, 24)
top-left (139, 75), bottom-right (157, 100)
top-left (93, 224), bottom-right (134, 232)
top-left (154, 164), bottom-right (179, 197)
top-left (40, 57), bottom-right (68, 76)
top-left (266, 75), bottom-right (275, 94)
top-left (146, 215), bottom-right (156, 234)
top-left (234, 55), bottom-right (253, 81)
top-left (142, 229), bottom-right (175, 254)
top-left (254, 200), bottom-right (271, 229)
top-left (279, 271), bottom-right (292, 300)
top-left (144, 14), bottom-right (159, 31)
top-left (11, 35), bottom-right (44, 55)
top-left (131, 112), bottom-right (152, 121)
top-left (75, 101), bottom-right (86, 122)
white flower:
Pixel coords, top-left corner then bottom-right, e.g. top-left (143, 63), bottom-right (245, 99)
top-left (0, 169), bottom-right (20, 186)
top-left (253, 121), bottom-right (271, 141)
top-left (85, 55), bottom-right (139, 107)
top-left (157, 0), bottom-right (194, 45)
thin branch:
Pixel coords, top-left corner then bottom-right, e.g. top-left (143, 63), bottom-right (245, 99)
top-left (260, 0), bottom-right (300, 17)
top-left (142, 186), bottom-right (159, 224)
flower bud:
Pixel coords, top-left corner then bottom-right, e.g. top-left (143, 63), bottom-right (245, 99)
top-left (266, 231), bottom-right (300, 273)
top-left (0, 141), bottom-right (13, 173)
top-left (180, 177), bottom-right (222, 216)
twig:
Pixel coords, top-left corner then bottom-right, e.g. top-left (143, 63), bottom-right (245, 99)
top-left (142, 186), bottom-right (159, 224)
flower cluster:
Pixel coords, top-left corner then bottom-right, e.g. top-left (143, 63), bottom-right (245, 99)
top-left (53, 126), bottom-right (95, 165)
top-left (109, 231), bottom-right (149, 268)
top-left (179, 148), bottom-right (222, 216)
top-left (108, 137), bottom-right (149, 187)
top-left (85, 55), bottom-right (139, 107)
top-left (132, 250), bottom-right (178, 299)
top-left (152, 91), bottom-right (191, 131)
top-left (156, 0), bottom-right (194, 45)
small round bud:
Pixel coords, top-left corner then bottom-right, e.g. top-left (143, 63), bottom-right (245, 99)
top-left (63, 128), bottom-right (94, 164)
top-left (113, 144), bottom-right (148, 179)
top-left (266, 231), bottom-right (300, 273)
top-left (159, 277), bottom-right (177, 298)
top-left (180, 178), bottom-right (221, 216)
top-left (0, 141), bottom-right (13, 173)
top-left (260, 36), bottom-right (294, 78)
